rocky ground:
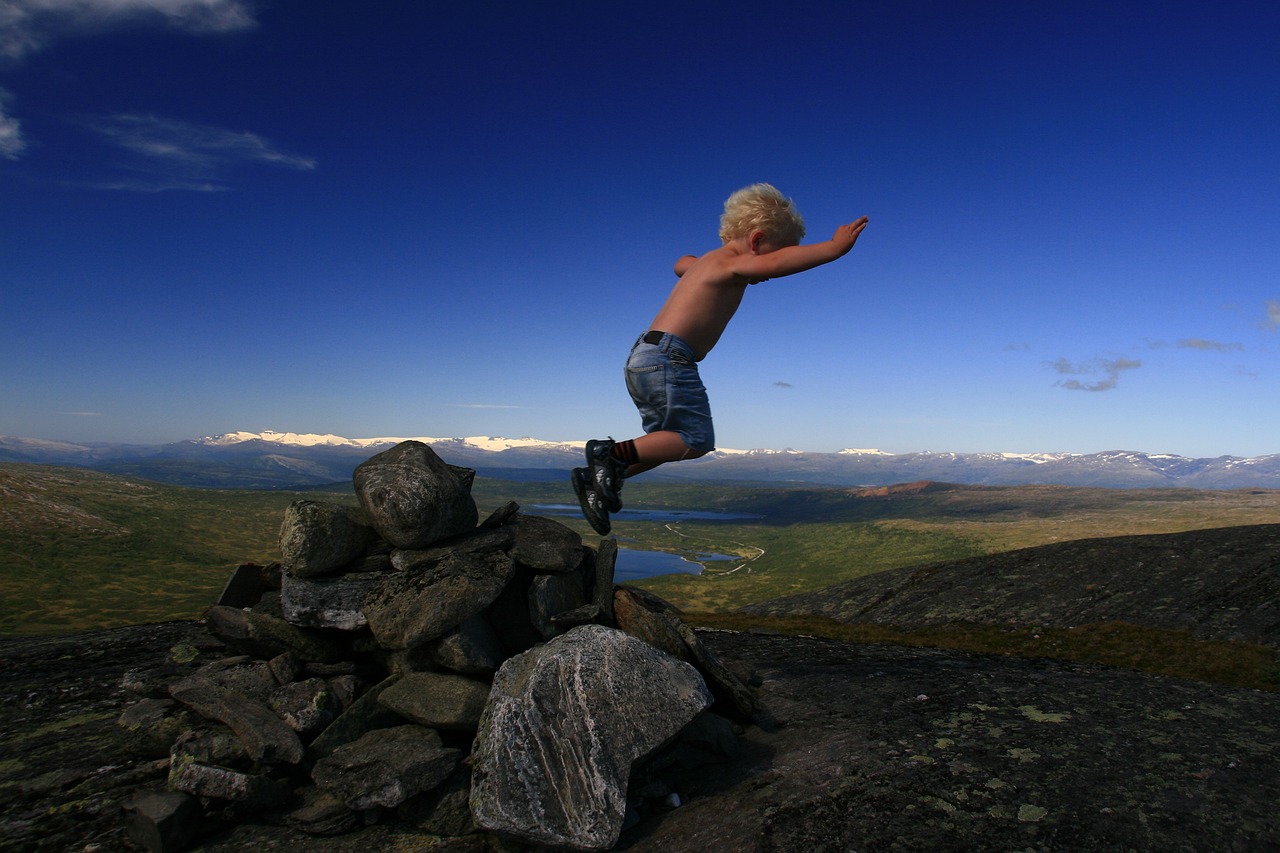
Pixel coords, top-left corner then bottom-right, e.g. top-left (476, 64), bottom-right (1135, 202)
top-left (3, 619), bottom-right (1278, 852)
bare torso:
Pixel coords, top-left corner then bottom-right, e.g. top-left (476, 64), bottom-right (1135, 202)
top-left (648, 245), bottom-right (752, 361)
top-left (646, 218), bottom-right (867, 361)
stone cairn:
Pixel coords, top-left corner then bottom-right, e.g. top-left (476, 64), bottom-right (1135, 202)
top-left (117, 441), bottom-right (775, 853)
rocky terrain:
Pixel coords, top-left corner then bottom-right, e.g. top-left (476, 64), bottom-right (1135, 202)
top-left (1, 444), bottom-right (1277, 852)
top-left (4, 620), bottom-right (1278, 852)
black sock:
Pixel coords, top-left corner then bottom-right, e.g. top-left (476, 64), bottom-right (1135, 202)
top-left (610, 439), bottom-right (639, 465)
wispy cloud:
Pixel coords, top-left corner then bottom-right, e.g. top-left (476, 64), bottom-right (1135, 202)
top-left (773, 380), bottom-right (793, 389)
top-left (1266, 299), bottom-right (1280, 332)
top-left (1, 0), bottom-right (256, 62)
top-left (1048, 356), bottom-right (1142, 392)
top-left (2, 1), bottom-right (260, 167)
top-left (450, 403), bottom-right (525, 410)
top-left (0, 87), bottom-right (24, 159)
top-left (83, 113), bottom-right (316, 191)
top-left (1177, 338), bottom-right (1244, 352)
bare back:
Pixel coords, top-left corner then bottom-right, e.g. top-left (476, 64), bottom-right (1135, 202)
top-left (648, 245), bottom-right (751, 361)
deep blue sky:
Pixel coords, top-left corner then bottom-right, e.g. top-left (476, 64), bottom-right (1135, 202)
top-left (2, 1), bottom-right (1278, 457)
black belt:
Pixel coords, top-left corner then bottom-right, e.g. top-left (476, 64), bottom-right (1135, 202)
top-left (642, 330), bottom-right (666, 345)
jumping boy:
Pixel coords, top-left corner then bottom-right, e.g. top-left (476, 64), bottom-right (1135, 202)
top-left (573, 183), bottom-right (869, 535)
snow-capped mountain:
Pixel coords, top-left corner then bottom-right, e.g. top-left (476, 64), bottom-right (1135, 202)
top-left (2, 431), bottom-right (1278, 490)
top-left (192, 430), bottom-right (583, 454)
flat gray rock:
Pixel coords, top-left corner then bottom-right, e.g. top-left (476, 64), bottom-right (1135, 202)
top-left (363, 549), bottom-right (515, 650)
top-left (377, 671), bottom-right (491, 730)
top-left (312, 724), bottom-right (462, 811)
top-left (167, 681), bottom-right (304, 766)
top-left (280, 570), bottom-right (383, 631)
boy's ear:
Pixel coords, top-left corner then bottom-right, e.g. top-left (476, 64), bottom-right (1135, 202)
top-left (748, 230), bottom-right (766, 253)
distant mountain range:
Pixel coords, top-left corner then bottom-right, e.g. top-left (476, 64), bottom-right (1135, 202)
top-left (1, 430), bottom-right (1278, 490)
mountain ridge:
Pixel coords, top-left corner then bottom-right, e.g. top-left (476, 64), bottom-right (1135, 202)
top-left (2, 431), bottom-right (1278, 490)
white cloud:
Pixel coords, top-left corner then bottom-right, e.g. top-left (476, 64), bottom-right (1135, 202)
top-left (84, 113), bottom-right (316, 191)
top-left (0, 87), bottom-right (25, 159)
top-left (1, 0), bottom-right (256, 61)
top-left (1048, 356), bottom-right (1142, 392)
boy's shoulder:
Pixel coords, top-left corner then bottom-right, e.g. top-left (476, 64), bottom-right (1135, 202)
top-left (685, 244), bottom-right (749, 280)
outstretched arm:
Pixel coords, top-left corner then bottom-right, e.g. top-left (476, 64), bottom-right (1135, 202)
top-left (731, 217), bottom-right (869, 282)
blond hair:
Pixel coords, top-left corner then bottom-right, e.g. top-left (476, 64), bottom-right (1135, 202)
top-left (718, 183), bottom-right (806, 245)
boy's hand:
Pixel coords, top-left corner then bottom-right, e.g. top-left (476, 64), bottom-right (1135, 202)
top-left (673, 254), bottom-right (698, 277)
top-left (832, 217), bottom-right (869, 254)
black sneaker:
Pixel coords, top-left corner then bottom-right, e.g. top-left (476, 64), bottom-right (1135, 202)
top-left (571, 466), bottom-right (611, 535)
top-left (585, 438), bottom-right (626, 512)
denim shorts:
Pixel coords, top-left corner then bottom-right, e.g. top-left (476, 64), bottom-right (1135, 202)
top-left (624, 332), bottom-right (716, 453)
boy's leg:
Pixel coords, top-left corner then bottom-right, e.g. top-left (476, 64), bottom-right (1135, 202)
top-left (571, 466), bottom-right (611, 535)
top-left (585, 438), bottom-right (629, 513)
top-left (625, 431), bottom-right (707, 477)
top-left (587, 430), bottom-right (707, 512)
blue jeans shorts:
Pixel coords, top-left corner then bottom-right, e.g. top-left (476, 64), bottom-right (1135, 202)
top-left (624, 331), bottom-right (716, 454)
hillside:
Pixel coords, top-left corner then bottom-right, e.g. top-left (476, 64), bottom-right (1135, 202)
top-left (741, 523), bottom-right (1280, 649)
top-left (0, 463), bottom-right (353, 635)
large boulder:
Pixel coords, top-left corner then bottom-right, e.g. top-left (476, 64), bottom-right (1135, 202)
top-left (353, 441), bottom-right (478, 549)
top-left (280, 570), bottom-right (383, 631)
top-left (507, 513), bottom-right (584, 571)
top-left (470, 624), bottom-right (714, 851)
top-left (363, 549), bottom-right (515, 650)
top-left (279, 501), bottom-right (375, 578)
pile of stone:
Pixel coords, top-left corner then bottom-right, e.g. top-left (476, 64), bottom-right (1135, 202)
top-left (117, 441), bottom-right (773, 853)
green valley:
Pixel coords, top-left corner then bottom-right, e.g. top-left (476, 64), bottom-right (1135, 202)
top-left (4, 462), bottom-right (1280, 636)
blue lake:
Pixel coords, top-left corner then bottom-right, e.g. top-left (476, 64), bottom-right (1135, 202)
top-left (531, 504), bottom-right (760, 523)
top-left (613, 548), bottom-right (705, 581)
top-left (531, 504), bottom-right (755, 580)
